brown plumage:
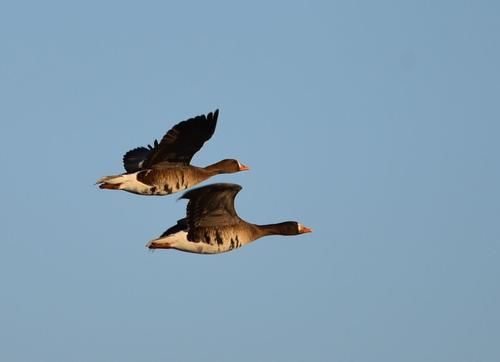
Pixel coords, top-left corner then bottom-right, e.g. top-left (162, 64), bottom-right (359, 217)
top-left (147, 183), bottom-right (312, 254)
top-left (96, 110), bottom-right (249, 195)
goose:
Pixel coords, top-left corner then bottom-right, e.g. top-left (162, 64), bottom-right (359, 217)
top-left (96, 110), bottom-right (249, 196)
top-left (147, 183), bottom-right (312, 254)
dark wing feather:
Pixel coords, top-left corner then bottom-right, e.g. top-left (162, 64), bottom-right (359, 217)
top-left (122, 147), bottom-right (153, 173)
top-left (160, 218), bottom-right (188, 238)
top-left (180, 183), bottom-right (242, 232)
top-left (143, 109), bottom-right (218, 168)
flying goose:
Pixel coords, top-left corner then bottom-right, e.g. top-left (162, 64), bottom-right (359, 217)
top-left (96, 110), bottom-right (249, 195)
top-left (147, 183), bottom-right (312, 254)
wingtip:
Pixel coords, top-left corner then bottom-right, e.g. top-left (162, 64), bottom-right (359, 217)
top-left (210, 109), bottom-right (219, 123)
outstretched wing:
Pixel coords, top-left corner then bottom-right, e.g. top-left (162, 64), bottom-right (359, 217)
top-left (122, 144), bottom-right (155, 173)
top-left (122, 109), bottom-right (218, 172)
top-left (180, 183), bottom-right (242, 231)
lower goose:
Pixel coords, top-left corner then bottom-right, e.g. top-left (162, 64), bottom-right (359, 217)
top-left (146, 183), bottom-right (312, 254)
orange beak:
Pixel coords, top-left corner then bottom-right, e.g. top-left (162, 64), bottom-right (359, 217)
top-left (238, 163), bottom-right (250, 171)
top-left (299, 225), bottom-right (313, 234)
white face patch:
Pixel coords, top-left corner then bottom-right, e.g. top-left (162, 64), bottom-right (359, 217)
top-left (237, 160), bottom-right (249, 171)
top-left (297, 224), bottom-right (312, 233)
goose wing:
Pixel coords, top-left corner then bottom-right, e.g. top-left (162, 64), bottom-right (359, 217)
top-left (122, 109), bottom-right (218, 172)
top-left (180, 183), bottom-right (242, 231)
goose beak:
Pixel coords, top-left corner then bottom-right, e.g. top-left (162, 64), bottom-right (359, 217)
top-left (238, 163), bottom-right (250, 171)
top-left (299, 225), bottom-right (313, 234)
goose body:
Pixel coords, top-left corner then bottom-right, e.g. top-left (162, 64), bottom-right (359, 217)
top-left (97, 110), bottom-right (248, 196)
top-left (147, 183), bottom-right (312, 254)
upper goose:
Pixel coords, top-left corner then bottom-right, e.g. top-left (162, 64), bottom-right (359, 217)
top-left (96, 110), bottom-right (249, 195)
top-left (147, 183), bottom-right (312, 254)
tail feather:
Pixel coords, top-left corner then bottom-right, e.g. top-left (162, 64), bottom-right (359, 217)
top-left (147, 230), bottom-right (188, 250)
top-left (96, 174), bottom-right (125, 190)
top-left (96, 172), bottom-right (149, 195)
top-left (95, 174), bottom-right (123, 185)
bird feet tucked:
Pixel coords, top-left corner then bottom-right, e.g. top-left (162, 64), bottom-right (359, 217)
top-left (146, 240), bottom-right (171, 249)
top-left (99, 183), bottom-right (121, 190)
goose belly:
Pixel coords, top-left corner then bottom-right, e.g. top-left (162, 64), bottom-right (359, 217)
top-left (136, 168), bottom-right (202, 195)
top-left (148, 228), bottom-right (255, 254)
top-left (115, 172), bottom-right (162, 195)
top-left (181, 229), bottom-right (254, 254)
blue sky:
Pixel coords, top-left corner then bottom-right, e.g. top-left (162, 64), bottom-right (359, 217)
top-left (1, 1), bottom-right (499, 361)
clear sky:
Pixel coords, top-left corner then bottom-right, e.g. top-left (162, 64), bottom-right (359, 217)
top-left (1, 1), bottom-right (499, 361)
